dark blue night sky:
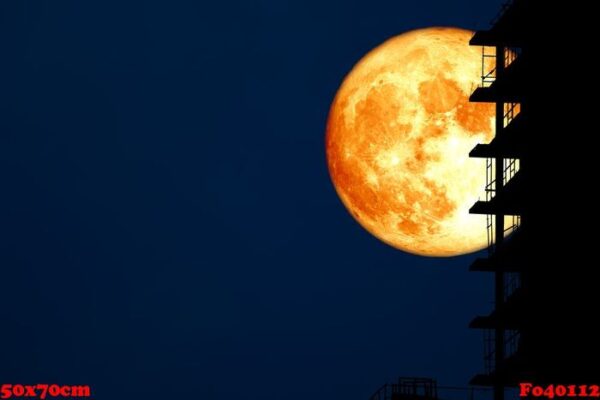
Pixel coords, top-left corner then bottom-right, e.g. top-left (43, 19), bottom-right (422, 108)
top-left (1, 1), bottom-right (504, 399)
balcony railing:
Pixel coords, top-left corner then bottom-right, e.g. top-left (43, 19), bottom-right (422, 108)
top-left (478, 47), bottom-right (521, 89)
top-left (503, 102), bottom-right (521, 128)
top-left (482, 329), bottom-right (521, 374)
top-left (483, 157), bottom-right (521, 253)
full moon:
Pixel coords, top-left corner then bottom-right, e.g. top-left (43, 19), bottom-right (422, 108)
top-left (326, 27), bottom-right (495, 257)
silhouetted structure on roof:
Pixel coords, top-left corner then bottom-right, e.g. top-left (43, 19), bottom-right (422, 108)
top-left (371, 378), bottom-right (439, 400)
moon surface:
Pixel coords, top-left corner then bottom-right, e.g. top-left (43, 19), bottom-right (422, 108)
top-left (326, 27), bottom-right (495, 257)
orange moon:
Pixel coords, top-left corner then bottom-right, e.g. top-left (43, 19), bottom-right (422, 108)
top-left (326, 27), bottom-right (495, 257)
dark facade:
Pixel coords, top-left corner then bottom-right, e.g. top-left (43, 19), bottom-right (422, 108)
top-left (468, 1), bottom-right (532, 398)
top-left (371, 2), bottom-right (598, 399)
top-left (468, 0), bottom-right (598, 398)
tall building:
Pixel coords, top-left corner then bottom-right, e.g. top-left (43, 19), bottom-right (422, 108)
top-left (371, 2), bottom-right (597, 399)
top-left (467, 1), bottom-right (530, 399)
top-left (468, 0), bottom-right (598, 398)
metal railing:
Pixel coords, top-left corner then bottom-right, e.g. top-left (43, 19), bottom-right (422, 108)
top-left (504, 272), bottom-right (521, 301)
top-left (482, 329), bottom-right (521, 374)
top-left (504, 215), bottom-right (521, 238)
top-left (503, 102), bottom-right (521, 128)
top-left (484, 157), bottom-right (496, 253)
top-left (370, 379), bottom-right (493, 400)
top-left (504, 47), bottom-right (521, 68)
top-left (483, 157), bottom-right (521, 254)
top-left (479, 46), bottom-right (521, 89)
top-left (503, 158), bottom-right (519, 186)
top-left (480, 47), bottom-right (497, 88)
top-left (370, 378), bottom-right (438, 400)
top-left (505, 329), bottom-right (521, 359)
top-left (483, 329), bottom-right (496, 374)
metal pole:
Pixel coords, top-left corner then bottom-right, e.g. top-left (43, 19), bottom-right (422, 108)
top-left (494, 44), bottom-right (506, 400)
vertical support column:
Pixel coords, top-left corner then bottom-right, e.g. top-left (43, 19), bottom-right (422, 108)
top-left (494, 44), bottom-right (506, 400)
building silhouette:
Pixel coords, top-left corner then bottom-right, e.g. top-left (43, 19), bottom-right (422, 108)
top-left (467, 1), bottom-right (529, 399)
top-left (371, 0), bottom-right (599, 398)
top-left (468, 0), bottom-right (598, 396)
